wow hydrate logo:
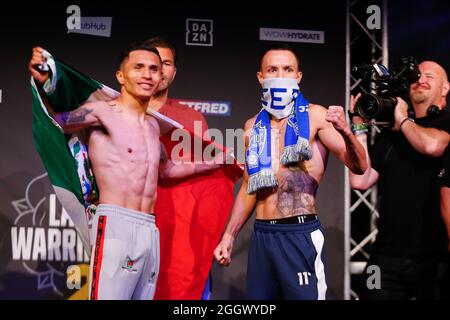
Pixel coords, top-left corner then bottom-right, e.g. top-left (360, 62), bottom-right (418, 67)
top-left (260, 27), bottom-right (324, 44)
top-left (66, 5), bottom-right (112, 37)
top-left (175, 99), bottom-right (231, 116)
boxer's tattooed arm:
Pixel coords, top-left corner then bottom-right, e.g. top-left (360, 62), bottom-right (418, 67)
top-left (54, 107), bottom-right (96, 132)
top-left (277, 170), bottom-right (317, 217)
top-left (54, 112), bottom-right (69, 128)
top-left (66, 107), bottom-right (94, 124)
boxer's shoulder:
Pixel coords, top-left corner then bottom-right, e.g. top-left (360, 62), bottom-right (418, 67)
top-left (308, 103), bottom-right (326, 114)
top-left (75, 100), bottom-right (109, 115)
top-left (309, 103), bottom-right (328, 127)
top-left (244, 115), bottom-right (258, 130)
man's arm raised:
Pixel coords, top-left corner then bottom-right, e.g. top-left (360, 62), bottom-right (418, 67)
top-left (347, 94), bottom-right (380, 190)
top-left (28, 46), bottom-right (49, 86)
top-left (394, 97), bottom-right (450, 157)
top-left (314, 103), bottom-right (368, 175)
top-left (28, 46), bottom-right (101, 134)
top-left (54, 104), bottom-right (101, 133)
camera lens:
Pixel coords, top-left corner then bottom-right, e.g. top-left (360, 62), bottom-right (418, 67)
top-left (356, 94), bottom-right (380, 118)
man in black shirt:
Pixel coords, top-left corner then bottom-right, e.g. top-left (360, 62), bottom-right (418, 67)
top-left (440, 148), bottom-right (450, 250)
top-left (439, 147), bottom-right (450, 299)
top-left (350, 61), bottom-right (450, 299)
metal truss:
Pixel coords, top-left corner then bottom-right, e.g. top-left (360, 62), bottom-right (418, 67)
top-left (345, 0), bottom-right (388, 300)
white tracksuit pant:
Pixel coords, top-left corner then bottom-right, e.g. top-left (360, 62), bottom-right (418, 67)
top-left (88, 204), bottom-right (160, 300)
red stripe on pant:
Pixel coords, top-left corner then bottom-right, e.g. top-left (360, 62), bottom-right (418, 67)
top-left (91, 215), bottom-right (107, 300)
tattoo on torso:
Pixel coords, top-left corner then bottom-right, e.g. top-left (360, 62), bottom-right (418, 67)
top-left (276, 167), bottom-right (318, 217)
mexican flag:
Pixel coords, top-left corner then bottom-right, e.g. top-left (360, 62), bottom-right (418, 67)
top-left (31, 50), bottom-right (182, 254)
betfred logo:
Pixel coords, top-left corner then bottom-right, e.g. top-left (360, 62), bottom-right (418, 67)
top-left (174, 99), bottom-right (231, 116)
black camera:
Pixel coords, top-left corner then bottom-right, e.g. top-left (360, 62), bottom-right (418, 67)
top-left (352, 57), bottom-right (420, 125)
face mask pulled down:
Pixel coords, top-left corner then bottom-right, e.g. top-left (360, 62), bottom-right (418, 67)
top-left (261, 78), bottom-right (300, 119)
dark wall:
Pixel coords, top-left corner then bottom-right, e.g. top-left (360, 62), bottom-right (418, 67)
top-left (389, 0), bottom-right (450, 72)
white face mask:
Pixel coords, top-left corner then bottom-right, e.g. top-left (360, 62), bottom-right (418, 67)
top-left (261, 78), bottom-right (300, 119)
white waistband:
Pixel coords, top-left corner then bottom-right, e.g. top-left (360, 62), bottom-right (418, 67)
top-left (96, 204), bottom-right (155, 224)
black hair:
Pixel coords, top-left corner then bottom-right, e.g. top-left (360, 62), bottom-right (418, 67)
top-left (144, 36), bottom-right (177, 66)
top-left (118, 41), bottom-right (161, 68)
top-left (259, 43), bottom-right (300, 70)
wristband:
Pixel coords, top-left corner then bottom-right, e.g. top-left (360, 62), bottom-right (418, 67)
top-left (351, 123), bottom-right (368, 134)
top-left (399, 117), bottom-right (415, 129)
top-left (354, 129), bottom-right (368, 135)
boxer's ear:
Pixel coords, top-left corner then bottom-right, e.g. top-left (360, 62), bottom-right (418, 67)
top-left (257, 71), bottom-right (264, 85)
top-left (116, 70), bottom-right (124, 85)
top-left (297, 71), bottom-right (303, 84)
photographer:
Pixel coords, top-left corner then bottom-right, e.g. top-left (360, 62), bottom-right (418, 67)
top-left (439, 147), bottom-right (450, 299)
top-left (350, 61), bottom-right (450, 299)
top-left (440, 148), bottom-right (450, 252)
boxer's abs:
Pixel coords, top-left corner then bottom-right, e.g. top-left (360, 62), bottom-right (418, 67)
top-left (88, 124), bottom-right (161, 215)
top-left (94, 160), bottom-right (159, 214)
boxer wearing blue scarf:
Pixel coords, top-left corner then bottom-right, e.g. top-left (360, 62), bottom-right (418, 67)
top-left (215, 44), bottom-right (368, 300)
top-left (246, 77), bottom-right (312, 194)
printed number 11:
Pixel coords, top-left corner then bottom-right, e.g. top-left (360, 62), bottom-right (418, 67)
top-left (298, 271), bottom-right (311, 286)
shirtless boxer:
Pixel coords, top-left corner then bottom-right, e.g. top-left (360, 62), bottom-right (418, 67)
top-left (29, 42), bottom-right (222, 300)
top-left (214, 44), bottom-right (367, 300)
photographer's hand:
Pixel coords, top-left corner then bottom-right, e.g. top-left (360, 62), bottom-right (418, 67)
top-left (350, 93), bottom-right (365, 125)
top-left (394, 96), bottom-right (450, 156)
top-left (393, 97), bottom-right (409, 131)
top-left (349, 93), bottom-right (360, 112)
top-left (348, 92), bottom-right (364, 124)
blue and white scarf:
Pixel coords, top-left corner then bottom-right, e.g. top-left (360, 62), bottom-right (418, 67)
top-left (246, 78), bottom-right (311, 194)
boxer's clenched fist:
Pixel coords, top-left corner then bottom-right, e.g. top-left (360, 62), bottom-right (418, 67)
top-left (28, 46), bottom-right (49, 86)
top-left (325, 105), bottom-right (350, 133)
